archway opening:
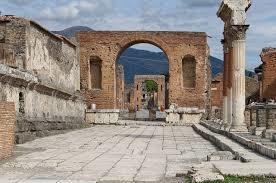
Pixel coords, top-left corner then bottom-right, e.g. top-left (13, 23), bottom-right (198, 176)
top-left (142, 80), bottom-right (158, 110)
top-left (116, 43), bottom-right (169, 119)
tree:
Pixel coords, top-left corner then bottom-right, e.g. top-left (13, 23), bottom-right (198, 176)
top-left (145, 80), bottom-right (158, 93)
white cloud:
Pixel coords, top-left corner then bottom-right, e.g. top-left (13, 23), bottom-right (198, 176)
top-left (0, 0), bottom-right (33, 5)
top-left (40, 0), bottom-right (113, 21)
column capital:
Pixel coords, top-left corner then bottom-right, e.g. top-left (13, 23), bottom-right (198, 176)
top-left (230, 25), bottom-right (250, 41)
top-left (221, 39), bottom-right (230, 53)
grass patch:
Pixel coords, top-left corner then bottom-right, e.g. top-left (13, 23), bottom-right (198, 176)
top-left (184, 175), bottom-right (276, 183)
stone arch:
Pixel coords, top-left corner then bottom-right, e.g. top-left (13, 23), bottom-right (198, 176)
top-left (115, 36), bottom-right (171, 62)
top-left (78, 31), bottom-right (209, 110)
top-left (134, 75), bottom-right (166, 111)
top-left (114, 37), bottom-right (170, 109)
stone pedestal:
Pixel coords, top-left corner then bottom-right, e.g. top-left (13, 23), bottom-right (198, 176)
top-left (231, 39), bottom-right (247, 132)
top-left (86, 109), bottom-right (120, 124)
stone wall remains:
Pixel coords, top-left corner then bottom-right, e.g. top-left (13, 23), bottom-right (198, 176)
top-left (0, 15), bottom-right (85, 143)
top-left (0, 102), bottom-right (15, 159)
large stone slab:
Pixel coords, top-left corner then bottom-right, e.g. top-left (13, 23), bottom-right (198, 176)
top-left (136, 110), bottom-right (149, 119)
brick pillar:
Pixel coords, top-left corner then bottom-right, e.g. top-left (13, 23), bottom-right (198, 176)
top-left (0, 102), bottom-right (15, 160)
top-left (222, 44), bottom-right (229, 128)
top-left (227, 47), bottom-right (233, 129)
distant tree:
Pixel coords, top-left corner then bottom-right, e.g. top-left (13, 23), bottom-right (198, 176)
top-left (145, 80), bottom-right (158, 93)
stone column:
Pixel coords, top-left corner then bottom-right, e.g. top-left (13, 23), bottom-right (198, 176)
top-left (231, 25), bottom-right (249, 131)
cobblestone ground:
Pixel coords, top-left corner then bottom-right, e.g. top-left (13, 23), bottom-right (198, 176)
top-left (0, 125), bottom-right (218, 183)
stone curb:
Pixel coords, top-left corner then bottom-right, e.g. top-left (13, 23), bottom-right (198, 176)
top-left (200, 122), bottom-right (276, 159)
top-left (192, 124), bottom-right (248, 162)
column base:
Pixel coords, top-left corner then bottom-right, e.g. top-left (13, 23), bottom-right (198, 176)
top-left (230, 125), bottom-right (248, 132)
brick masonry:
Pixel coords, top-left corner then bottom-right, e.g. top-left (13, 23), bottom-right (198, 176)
top-left (77, 31), bottom-right (210, 111)
top-left (260, 48), bottom-right (276, 101)
top-left (211, 74), bottom-right (223, 108)
top-left (0, 102), bottom-right (15, 160)
top-left (211, 75), bottom-right (259, 109)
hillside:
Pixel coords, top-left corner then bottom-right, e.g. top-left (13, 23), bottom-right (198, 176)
top-left (52, 26), bottom-right (94, 38)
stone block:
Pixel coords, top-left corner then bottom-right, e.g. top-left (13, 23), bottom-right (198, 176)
top-left (109, 113), bottom-right (119, 124)
top-left (156, 111), bottom-right (167, 119)
top-left (136, 110), bottom-right (149, 119)
top-left (263, 129), bottom-right (276, 139)
top-left (180, 113), bottom-right (202, 124)
top-left (166, 113), bottom-right (180, 123)
top-left (253, 127), bottom-right (266, 136)
top-left (207, 151), bottom-right (234, 161)
top-left (272, 134), bottom-right (276, 142)
top-left (86, 113), bottom-right (95, 124)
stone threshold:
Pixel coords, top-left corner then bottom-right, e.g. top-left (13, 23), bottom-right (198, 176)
top-left (199, 121), bottom-right (276, 159)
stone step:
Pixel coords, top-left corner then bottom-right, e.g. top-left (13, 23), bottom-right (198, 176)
top-left (192, 124), bottom-right (268, 162)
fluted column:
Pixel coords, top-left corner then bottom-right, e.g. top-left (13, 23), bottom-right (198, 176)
top-left (231, 25), bottom-right (249, 132)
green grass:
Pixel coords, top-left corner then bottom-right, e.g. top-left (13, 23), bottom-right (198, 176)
top-left (184, 175), bottom-right (276, 183)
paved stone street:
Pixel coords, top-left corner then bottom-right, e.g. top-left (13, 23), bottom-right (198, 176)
top-left (0, 125), bottom-right (218, 183)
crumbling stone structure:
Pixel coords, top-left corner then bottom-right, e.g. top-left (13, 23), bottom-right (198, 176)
top-left (133, 75), bottom-right (165, 110)
top-left (0, 16), bottom-right (85, 143)
top-left (78, 31), bottom-right (211, 113)
top-left (259, 48), bottom-right (276, 101)
top-left (217, 0), bottom-right (251, 131)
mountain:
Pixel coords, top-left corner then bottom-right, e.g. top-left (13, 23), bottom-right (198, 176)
top-left (119, 48), bottom-right (255, 84)
top-left (52, 26), bottom-right (94, 38)
top-left (52, 26), bottom-right (255, 84)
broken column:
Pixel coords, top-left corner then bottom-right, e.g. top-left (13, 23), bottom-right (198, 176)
top-left (217, 0), bottom-right (251, 131)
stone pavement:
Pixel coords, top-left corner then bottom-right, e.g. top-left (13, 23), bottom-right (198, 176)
top-left (0, 125), bottom-right (218, 183)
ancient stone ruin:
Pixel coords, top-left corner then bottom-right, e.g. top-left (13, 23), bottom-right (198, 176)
top-left (0, 16), bottom-right (86, 144)
top-left (77, 31), bottom-right (211, 114)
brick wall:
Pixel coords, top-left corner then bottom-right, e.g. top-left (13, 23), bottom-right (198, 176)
top-left (211, 75), bottom-right (223, 108)
top-left (0, 102), bottom-right (15, 159)
top-left (211, 75), bottom-right (258, 109)
top-left (260, 48), bottom-right (276, 100)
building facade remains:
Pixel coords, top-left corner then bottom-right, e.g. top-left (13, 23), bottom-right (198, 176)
top-left (77, 31), bottom-right (211, 114)
top-left (0, 16), bottom-right (85, 143)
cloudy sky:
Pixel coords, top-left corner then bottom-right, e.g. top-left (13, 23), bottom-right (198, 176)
top-left (1, 0), bottom-right (276, 71)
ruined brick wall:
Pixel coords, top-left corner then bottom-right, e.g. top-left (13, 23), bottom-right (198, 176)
top-left (211, 75), bottom-right (259, 108)
top-left (0, 17), bottom-right (27, 69)
top-left (134, 75), bottom-right (165, 110)
top-left (0, 102), bottom-right (15, 160)
top-left (260, 48), bottom-right (276, 100)
top-left (78, 31), bottom-right (209, 110)
top-left (211, 74), bottom-right (223, 108)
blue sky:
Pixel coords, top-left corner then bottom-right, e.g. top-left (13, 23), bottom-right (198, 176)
top-left (1, 0), bottom-right (276, 71)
